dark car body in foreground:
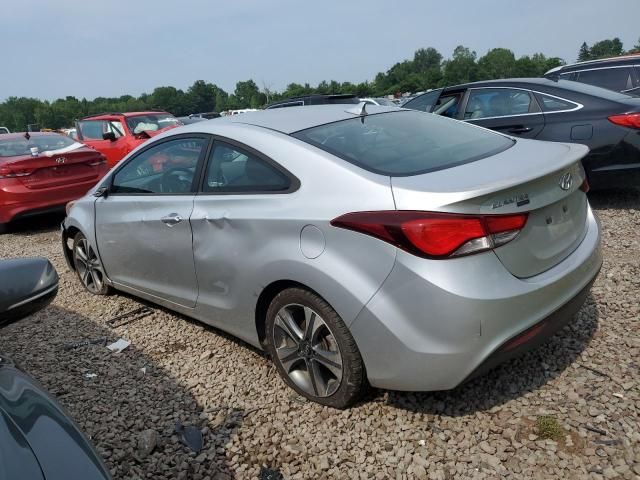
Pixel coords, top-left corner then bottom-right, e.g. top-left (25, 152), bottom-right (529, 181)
top-left (403, 78), bottom-right (640, 190)
top-left (544, 55), bottom-right (640, 94)
top-left (0, 257), bottom-right (111, 480)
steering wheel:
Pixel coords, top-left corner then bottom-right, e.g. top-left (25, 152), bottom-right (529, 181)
top-left (161, 167), bottom-right (193, 193)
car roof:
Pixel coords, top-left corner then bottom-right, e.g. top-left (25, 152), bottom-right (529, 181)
top-left (196, 104), bottom-right (401, 134)
top-left (439, 77), bottom-right (634, 100)
top-left (444, 77), bottom-right (566, 90)
top-left (81, 111), bottom-right (172, 120)
top-left (545, 54), bottom-right (640, 74)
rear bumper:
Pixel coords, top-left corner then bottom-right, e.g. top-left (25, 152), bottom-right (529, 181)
top-left (463, 274), bottom-right (596, 383)
top-left (586, 133), bottom-right (640, 190)
top-left (0, 178), bottom-right (101, 224)
top-left (350, 206), bottom-right (602, 391)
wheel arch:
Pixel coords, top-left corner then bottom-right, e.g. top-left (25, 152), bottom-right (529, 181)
top-left (61, 224), bottom-right (82, 271)
top-left (254, 280), bottom-right (330, 346)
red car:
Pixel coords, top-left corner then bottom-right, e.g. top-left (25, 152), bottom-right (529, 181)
top-left (0, 132), bottom-right (108, 232)
top-left (76, 111), bottom-right (182, 167)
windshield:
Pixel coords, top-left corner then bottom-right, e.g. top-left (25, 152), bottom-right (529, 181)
top-left (126, 114), bottom-right (181, 134)
top-left (0, 134), bottom-right (77, 157)
top-left (292, 110), bottom-right (514, 176)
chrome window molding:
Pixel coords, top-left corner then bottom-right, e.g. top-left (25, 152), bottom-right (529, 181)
top-left (563, 64), bottom-right (638, 74)
top-left (464, 86), bottom-right (583, 121)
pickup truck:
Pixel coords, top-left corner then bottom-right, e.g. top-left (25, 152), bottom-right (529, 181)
top-left (75, 111), bottom-right (181, 167)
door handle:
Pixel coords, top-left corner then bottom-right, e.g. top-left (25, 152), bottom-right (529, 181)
top-left (161, 213), bottom-right (183, 226)
top-left (507, 126), bottom-right (533, 134)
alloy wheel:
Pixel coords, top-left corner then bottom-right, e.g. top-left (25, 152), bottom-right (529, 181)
top-left (272, 303), bottom-right (343, 397)
top-left (74, 238), bottom-right (105, 294)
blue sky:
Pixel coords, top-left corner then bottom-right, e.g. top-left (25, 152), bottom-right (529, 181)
top-left (2, 0), bottom-right (638, 101)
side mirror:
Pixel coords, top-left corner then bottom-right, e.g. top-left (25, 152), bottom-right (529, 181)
top-left (0, 257), bottom-right (58, 327)
top-left (102, 131), bottom-right (117, 142)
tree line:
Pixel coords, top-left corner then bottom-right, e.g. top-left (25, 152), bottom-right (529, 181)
top-left (1, 37), bottom-right (638, 132)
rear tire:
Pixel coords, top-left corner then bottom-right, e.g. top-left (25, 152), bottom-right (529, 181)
top-left (0, 223), bottom-right (8, 234)
top-left (265, 288), bottom-right (367, 408)
top-left (72, 232), bottom-right (111, 295)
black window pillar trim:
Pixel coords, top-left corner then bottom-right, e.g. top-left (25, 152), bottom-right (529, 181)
top-left (195, 134), bottom-right (300, 196)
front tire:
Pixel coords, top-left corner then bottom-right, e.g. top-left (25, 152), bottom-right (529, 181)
top-left (72, 232), bottom-right (111, 295)
top-left (265, 288), bottom-right (367, 408)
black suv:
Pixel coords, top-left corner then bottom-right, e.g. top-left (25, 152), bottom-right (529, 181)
top-left (544, 55), bottom-right (640, 94)
top-left (266, 94), bottom-right (359, 109)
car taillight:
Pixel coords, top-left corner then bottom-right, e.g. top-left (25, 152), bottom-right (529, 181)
top-left (608, 112), bottom-right (640, 129)
top-left (331, 211), bottom-right (529, 259)
top-left (0, 166), bottom-right (34, 179)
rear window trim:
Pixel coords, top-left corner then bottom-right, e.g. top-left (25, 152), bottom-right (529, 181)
top-left (291, 110), bottom-right (515, 178)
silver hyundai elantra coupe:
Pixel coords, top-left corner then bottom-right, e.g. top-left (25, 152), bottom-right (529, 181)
top-left (62, 105), bottom-right (602, 408)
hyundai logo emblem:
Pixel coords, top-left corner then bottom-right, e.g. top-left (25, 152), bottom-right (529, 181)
top-left (55, 157), bottom-right (66, 164)
top-left (559, 172), bottom-right (573, 191)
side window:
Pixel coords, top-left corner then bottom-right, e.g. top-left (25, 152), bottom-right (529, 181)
top-left (107, 121), bottom-right (125, 138)
top-left (464, 89), bottom-right (533, 120)
top-left (575, 67), bottom-right (634, 92)
top-left (403, 90), bottom-right (442, 112)
top-left (204, 142), bottom-right (290, 193)
top-left (111, 137), bottom-right (207, 194)
top-left (78, 120), bottom-right (124, 140)
top-left (534, 93), bottom-right (579, 112)
top-left (77, 120), bottom-right (105, 140)
top-left (432, 93), bottom-right (463, 118)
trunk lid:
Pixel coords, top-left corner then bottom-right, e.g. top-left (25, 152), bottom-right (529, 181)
top-left (391, 139), bottom-right (590, 278)
top-left (1, 147), bottom-right (105, 189)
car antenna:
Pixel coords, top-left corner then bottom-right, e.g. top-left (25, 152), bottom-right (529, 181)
top-left (345, 101), bottom-right (368, 117)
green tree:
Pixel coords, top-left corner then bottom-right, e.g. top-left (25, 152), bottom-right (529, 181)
top-left (589, 38), bottom-right (624, 59)
top-left (442, 46), bottom-right (479, 85)
top-left (478, 48), bottom-right (516, 79)
top-left (627, 37), bottom-right (640, 54)
top-left (514, 53), bottom-right (564, 77)
top-left (186, 80), bottom-right (218, 113)
top-left (151, 86), bottom-right (189, 115)
top-left (215, 91), bottom-right (229, 112)
top-left (578, 42), bottom-right (591, 62)
top-left (234, 80), bottom-right (265, 108)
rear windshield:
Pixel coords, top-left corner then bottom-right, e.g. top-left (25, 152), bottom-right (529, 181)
top-left (292, 110), bottom-right (514, 176)
top-left (0, 134), bottom-right (76, 157)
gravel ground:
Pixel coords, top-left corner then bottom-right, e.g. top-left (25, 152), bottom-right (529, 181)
top-left (1, 190), bottom-right (639, 480)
